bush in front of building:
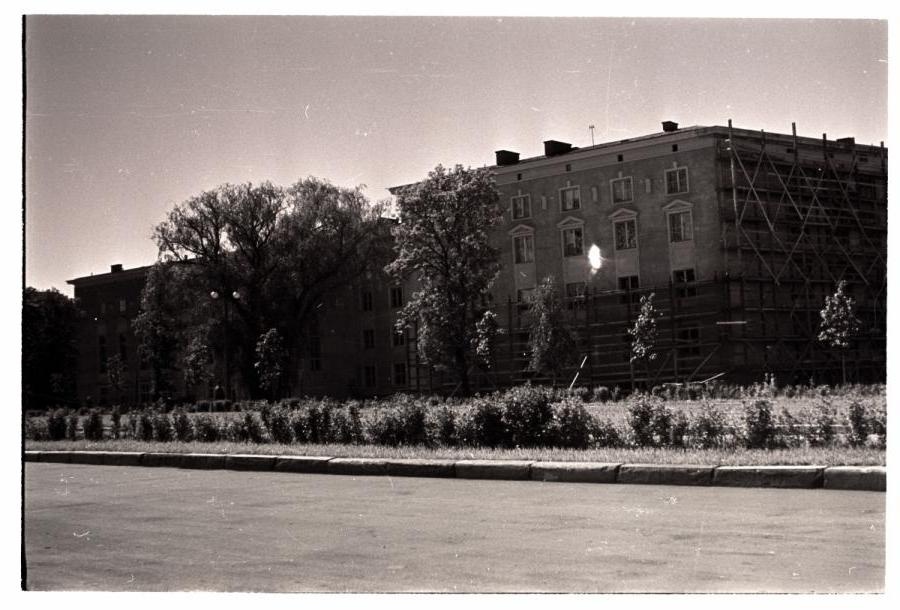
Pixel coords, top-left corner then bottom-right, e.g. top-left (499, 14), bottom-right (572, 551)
top-left (82, 409), bottom-right (104, 441)
top-left (47, 409), bottom-right (68, 441)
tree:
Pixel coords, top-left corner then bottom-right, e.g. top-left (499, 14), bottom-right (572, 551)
top-left (527, 276), bottom-right (577, 383)
top-left (139, 178), bottom-right (388, 398)
top-left (105, 353), bottom-right (126, 404)
top-left (22, 287), bottom-right (79, 410)
top-left (182, 330), bottom-right (214, 391)
top-left (254, 328), bottom-right (287, 400)
top-left (628, 292), bottom-right (659, 388)
top-left (387, 164), bottom-right (503, 395)
top-left (818, 280), bottom-right (861, 384)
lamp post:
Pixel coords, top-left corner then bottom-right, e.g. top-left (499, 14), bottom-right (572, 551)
top-left (210, 289), bottom-right (240, 401)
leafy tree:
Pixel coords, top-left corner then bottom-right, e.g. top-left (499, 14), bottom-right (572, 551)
top-left (818, 280), bottom-right (861, 384)
top-left (22, 287), bottom-right (79, 410)
top-left (140, 178), bottom-right (387, 398)
top-left (628, 293), bottom-right (659, 388)
top-left (387, 164), bottom-right (503, 395)
top-left (254, 328), bottom-right (287, 400)
top-left (105, 353), bottom-right (126, 404)
top-left (527, 276), bottom-right (577, 382)
top-left (182, 330), bottom-right (214, 390)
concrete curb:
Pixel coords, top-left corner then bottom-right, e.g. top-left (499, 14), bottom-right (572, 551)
top-left (618, 464), bottom-right (716, 487)
top-left (273, 456), bottom-right (333, 474)
top-left (327, 457), bottom-right (388, 476)
top-left (713, 466), bottom-right (824, 489)
top-left (531, 461), bottom-right (619, 484)
top-left (824, 466), bottom-right (886, 492)
top-left (455, 459), bottom-right (532, 480)
top-left (22, 451), bottom-right (885, 491)
top-left (385, 459), bottom-right (456, 478)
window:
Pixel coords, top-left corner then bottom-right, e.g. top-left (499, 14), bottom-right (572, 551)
top-left (363, 365), bottom-right (377, 388)
top-left (668, 210), bottom-right (694, 242)
top-left (617, 275), bottom-right (640, 303)
top-left (565, 282), bottom-right (586, 298)
top-left (100, 302), bottom-right (107, 315)
top-left (361, 290), bottom-right (373, 312)
top-left (393, 362), bottom-right (407, 386)
top-left (561, 227), bottom-right (583, 257)
top-left (559, 186), bottom-right (581, 211)
top-left (673, 268), bottom-right (696, 298)
top-left (392, 329), bottom-right (406, 347)
top-left (677, 326), bottom-right (701, 356)
top-left (513, 234), bottom-right (535, 264)
top-left (516, 288), bottom-right (535, 303)
top-left (390, 286), bottom-right (404, 308)
top-left (511, 195), bottom-right (532, 220)
top-left (665, 167), bottom-right (689, 195)
top-left (363, 328), bottom-right (375, 349)
top-left (611, 177), bottom-right (633, 204)
top-left (119, 298), bottom-right (127, 313)
top-left (614, 219), bottom-right (637, 250)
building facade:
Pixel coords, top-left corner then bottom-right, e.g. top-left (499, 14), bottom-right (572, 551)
top-left (67, 120), bottom-right (887, 405)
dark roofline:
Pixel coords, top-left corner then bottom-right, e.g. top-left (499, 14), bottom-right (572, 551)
top-left (67, 264), bottom-right (154, 287)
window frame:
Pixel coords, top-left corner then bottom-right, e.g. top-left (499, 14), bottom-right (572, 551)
top-left (511, 194), bottom-right (532, 220)
top-left (559, 186), bottom-right (582, 212)
top-left (665, 166), bottom-right (689, 195)
top-left (512, 233), bottom-right (535, 264)
top-left (561, 226), bottom-right (584, 258)
top-left (667, 209), bottom-right (694, 243)
top-left (610, 176), bottom-right (634, 204)
top-left (613, 218), bottom-right (638, 251)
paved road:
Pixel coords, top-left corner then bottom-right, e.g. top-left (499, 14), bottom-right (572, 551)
top-left (24, 462), bottom-right (884, 592)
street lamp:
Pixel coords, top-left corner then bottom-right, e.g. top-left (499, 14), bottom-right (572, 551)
top-left (210, 289), bottom-right (240, 401)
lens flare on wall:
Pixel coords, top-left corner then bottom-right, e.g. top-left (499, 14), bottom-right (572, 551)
top-left (588, 244), bottom-right (602, 274)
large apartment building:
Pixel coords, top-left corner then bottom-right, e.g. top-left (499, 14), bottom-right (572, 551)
top-left (483, 121), bottom-right (886, 388)
top-left (66, 120), bottom-right (887, 405)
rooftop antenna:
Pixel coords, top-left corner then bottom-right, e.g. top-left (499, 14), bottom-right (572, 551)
top-left (589, 124), bottom-right (596, 146)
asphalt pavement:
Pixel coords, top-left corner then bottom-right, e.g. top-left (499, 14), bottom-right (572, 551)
top-left (23, 462), bottom-right (885, 592)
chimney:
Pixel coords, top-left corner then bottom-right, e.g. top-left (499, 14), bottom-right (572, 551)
top-left (110, 264), bottom-right (123, 273)
top-left (662, 121), bottom-right (679, 133)
top-left (836, 137), bottom-right (856, 147)
top-left (543, 140), bottom-right (573, 156)
top-left (495, 150), bottom-right (520, 166)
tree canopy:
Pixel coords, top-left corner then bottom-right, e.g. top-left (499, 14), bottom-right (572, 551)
top-left (137, 178), bottom-right (388, 399)
top-left (527, 276), bottom-right (578, 381)
top-left (23, 287), bottom-right (80, 410)
top-left (387, 164), bottom-right (503, 394)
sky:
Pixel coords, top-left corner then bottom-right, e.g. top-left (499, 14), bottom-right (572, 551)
top-left (24, 15), bottom-right (888, 294)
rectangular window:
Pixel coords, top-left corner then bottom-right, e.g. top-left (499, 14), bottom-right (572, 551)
top-left (677, 326), bottom-right (701, 356)
top-left (363, 328), bottom-right (375, 349)
top-left (392, 328), bottom-right (406, 347)
top-left (565, 282), bottom-right (586, 298)
top-left (390, 286), bottom-right (404, 308)
top-left (668, 210), bottom-right (694, 242)
top-left (513, 234), bottom-right (534, 264)
top-left (611, 177), bottom-right (633, 204)
top-left (393, 362), bottom-right (407, 386)
top-left (363, 365), bottom-right (377, 388)
top-left (100, 302), bottom-right (107, 315)
top-left (361, 290), bottom-right (373, 312)
top-left (673, 268), bottom-right (697, 298)
top-left (560, 186), bottom-right (581, 211)
top-left (614, 219), bottom-right (637, 250)
top-left (119, 298), bottom-right (127, 313)
top-left (511, 195), bottom-right (532, 219)
top-left (617, 275), bottom-right (640, 303)
top-left (666, 167), bottom-right (689, 194)
top-left (561, 227), bottom-right (583, 257)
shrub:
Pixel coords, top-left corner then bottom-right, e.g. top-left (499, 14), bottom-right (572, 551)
top-left (152, 411), bottom-right (174, 443)
top-left (689, 403), bottom-right (729, 449)
top-left (593, 386), bottom-right (611, 403)
top-left (627, 396), bottom-right (672, 447)
top-left (267, 406), bottom-right (293, 444)
top-left (110, 406), bottom-right (122, 440)
top-left (743, 399), bottom-right (778, 449)
top-left (66, 412), bottom-right (78, 441)
top-left (435, 406), bottom-right (458, 446)
top-left (47, 409), bottom-right (67, 441)
top-left (83, 409), bottom-right (104, 441)
top-left (290, 409), bottom-right (309, 443)
top-left (669, 410), bottom-right (690, 447)
top-left (137, 410), bottom-right (155, 442)
top-left (804, 400), bottom-right (836, 447)
top-left (464, 397), bottom-right (506, 448)
top-left (26, 418), bottom-right (49, 441)
top-left (306, 404), bottom-right (323, 443)
top-left (172, 409), bottom-right (194, 442)
top-left (847, 399), bottom-right (886, 447)
top-left (347, 402), bottom-right (364, 444)
top-left (401, 401), bottom-right (429, 446)
top-left (366, 406), bottom-right (405, 446)
top-left (591, 418), bottom-right (623, 448)
top-left (777, 408), bottom-right (805, 448)
top-left (194, 414), bottom-right (220, 442)
top-left (550, 398), bottom-right (595, 449)
top-left (501, 385), bottom-right (554, 447)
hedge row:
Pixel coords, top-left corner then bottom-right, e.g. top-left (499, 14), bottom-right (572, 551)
top-left (25, 387), bottom-right (887, 451)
